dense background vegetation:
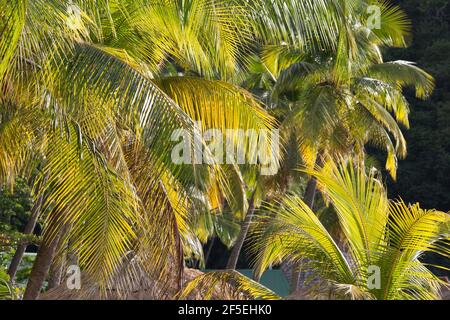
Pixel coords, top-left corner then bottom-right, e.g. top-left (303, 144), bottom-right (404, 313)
top-left (376, 0), bottom-right (450, 278)
top-left (386, 0), bottom-right (450, 211)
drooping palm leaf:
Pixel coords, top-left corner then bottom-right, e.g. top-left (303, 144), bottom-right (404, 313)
top-left (178, 270), bottom-right (281, 300)
top-left (250, 159), bottom-right (449, 299)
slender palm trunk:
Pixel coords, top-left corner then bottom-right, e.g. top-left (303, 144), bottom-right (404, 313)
top-left (7, 191), bottom-right (45, 281)
top-left (226, 190), bottom-right (256, 270)
top-left (289, 176), bottom-right (317, 293)
top-left (23, 230), bottom-right (64, 300)
top-left (47, 234), bottom-right (67, 290)
top-left (47, 259), bottom-right (64, 290)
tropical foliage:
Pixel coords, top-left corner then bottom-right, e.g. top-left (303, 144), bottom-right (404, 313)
top-left (0, 0), bottom-right (278, 298)
top-left (251, 160), bottom-right (449, 300)
top-left (0, 0), bottom-right (448, 301)
top-left (0, 269), bottom-right (15, 299)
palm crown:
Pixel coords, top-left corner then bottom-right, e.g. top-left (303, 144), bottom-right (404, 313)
top-left (0, 0), bottom-right (279, 297)
top-left (251, 159), bottom-right (449, 300)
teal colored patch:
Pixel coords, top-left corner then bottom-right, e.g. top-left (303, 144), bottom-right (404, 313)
top-left (203, 269), bottom-right (289, 297)
top-left (237, 269), bottom-right (289, 297)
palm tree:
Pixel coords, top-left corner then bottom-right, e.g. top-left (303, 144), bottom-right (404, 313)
top-left (0, 0), bottom-right (280, 299)
top-left (225, 0), bottom-right (434, 276)
top-left (262, 1), bottom-right (434, 176)
top-left (250, 159), bottom-right (449, 299)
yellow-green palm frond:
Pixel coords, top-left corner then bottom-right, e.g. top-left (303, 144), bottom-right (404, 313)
top-left (250, 194), bottom-right (354, 285)
top-left (306, 159), bottom-right (389, 266)
top-left (178, 270), bottom-right (281, 300)
top-left (250, 0), bottom-right (348, 51)
top-left (273, 61), bottom-right (322, 97)
top-left (156, 77), bottom-right (275, 132)
top-left (353, 77), bottom-right (411, 128)
top-left (365, 0), bottom-right (411, 48)
top-left (132, 174), bottom-right (188, 294)
top-left (214, 164), bottom-right (248, 219)
top-left (363, 120), bottom-right (399, 179)
top-left (0, 0), bottom-right (26, 83)
top-left (156, 76), bottom-right (281, 179)
top-left (0, 100), bottom-right (46, 186)
top-left (38, 125), bottom-right (140, 294)
top-left (129, 0), bottom-right (253, 79)
top-left (356, 94), bottom-right (407, 157)
top-left (281, 85), bottom-right (343, 168)
top-left (195, 209), bottom-right (241, 250)
top-left (367, 61), bottom-right (435, 100)
top-left (56, 43), bottom-right (200, 171)
top-left (1, 0), bottom-right (93, 89)
top-left (253, 160), bottom-right (449, 299)
top-left (347, 96), bottom-right (406, 180)
top-left (121, 136), bottom-right (195, 294)
top-left (121, 133), bottom-right (233, 295)
top-left (378, 200), bottom-right (449, 300)
top-left (260, 44), bottom-right (308, 80)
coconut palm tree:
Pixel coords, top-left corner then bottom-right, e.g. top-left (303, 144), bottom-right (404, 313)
top-left (250, 159), bottom-right (449, 300)
top-left (0, 0), bottom-right (280, 299)
top-left (225, 0), bottom-right (434, 275)
top-left (260, 0), bottom-right (434, 178)
top-left (0, 0), bottom-right (439, 300)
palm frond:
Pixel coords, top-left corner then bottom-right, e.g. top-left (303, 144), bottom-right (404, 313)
top-left (252, 159), bottom-right (450, 299)
top-left (251, 194), bottom-right (354, 285)
top-left (368, 61), bottom-right (435, 99)
top-left (37, 125), bottom-right (139, 293)
top-left (178, 270), bottom-right (281, 300)
top-left (0, 0), bottom-right (26, 83)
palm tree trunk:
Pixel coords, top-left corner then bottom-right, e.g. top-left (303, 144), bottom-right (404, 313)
top-left (289, 176), bottom-right (317, 293)
top-left (23, 230), bottom-right (64, 300)
top-left (47, 259), bottom-right (64, 290)
top-left (7, 189), bottom-right (45, 281)
top-left (226, 190), bottom-right (256, 270)
top-left (47, 233), bottom-right (67, 290)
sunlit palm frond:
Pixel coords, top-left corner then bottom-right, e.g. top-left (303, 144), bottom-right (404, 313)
top-left (379, 200), bottom-right (449, 300)
top-left (0, 101), bottom-right (44, 186)
top-left (128, 0), bottom-right (253, 79)
top-left (356, 94), bottom-right (407, 157)
top-left (306, 160), bottom-right (389, 265)
top-left (366, 0), bottom-right (411, 48)
top-left (251, 194), bottom-right (355, 285)
top-left (251, 159), bottom-right (449, 299)
top-left (37, 125), bottom-right (139, 293)
top-left (54, 43), bottom-right (200, 175)
top-left (250, 0), bottom-right (355, 51)
top-left (156, 76), bottom-right (275, 133)
top-left (0, 0), bottom-right (26, 83)
top-left (353, 77), bottom-right (410, 128)
top-left (367, 61), bottom-right (435, 99)
top-left (156, 77), bottom-right (280, 211)
top-left (178, 270), bottom-right (281, 300)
